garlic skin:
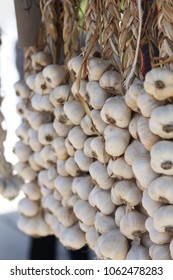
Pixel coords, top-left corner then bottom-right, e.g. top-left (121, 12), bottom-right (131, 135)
top-left (153, 205), bottom-right (173, 234)
top-left (149, 244), bottom-right (171, 260)
top-left (104, 125), bottom-right (131, 157)
top-left (34, 72), bottom-right (52, 95)
top-left (144, 67), bottom-right (173, 100)
top-left (74, 199), bottom-right (96, 226)
top-left (53, 119), bottom-right (72, 137)
top-left (80, 114), bottom-right (96, 136)
top-left (15, 122), bottom-right (30, 145)
top-left (111, 180), bottom-right (142, 207)
top-left (57, 159), bottom-right (69, 177)
top-left (169, 238), bottom-right (173, 259)
top-left (86, 226), bottom-right (99, 250)
top-left (31, 51), bottom-right (52, 70)
top-left (120, 210), bottom-right (147, 240)
top-left (56, 206), bottom-right (77, 227)
top-left (71, 79), bottom-right (87, 100)
top-left (52, 137), bottom-right (68, 160)
top-left (148, 176), bottom-right (173, 204)
top-left (149, 104), bottom-right (173, 139)
top-left (54, 176), bottom-right (73, 199)
top-left (65, 137), bottom-right (75, 157)
top-left (42, 64), bottom-right (67, 88)
top-left (54, 104), bottom-right (72, 126)
top-left (96, 229), bottom-right (128, 260)
top-left (83, 137), bottom-right (95, 158)
top-left (68, 56), bottom-right (85, 78)
top-left (28, 128), bottom-right (43, 152)
top-left (25, 74), bottom-right (37, 91)
top-left (64, 156), bottom-right (81, 177)
top-left (86, 81), bottom-right (109, 109)
top-left (91, 109), bottom-right (107, 134)
top-left (150, 141), bottom-right (173, 175)
top-left (101, 96), bottom-right (131, 128)
top-left (145, 217), bottom-right (172, 245)
top-left (72, 176), bottom-right (93, 200)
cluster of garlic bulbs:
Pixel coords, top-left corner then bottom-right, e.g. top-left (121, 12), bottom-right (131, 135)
top-left (14, 47), bottom-right (173, 259)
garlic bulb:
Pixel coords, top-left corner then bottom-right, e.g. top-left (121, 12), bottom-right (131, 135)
top-left (83, 137), bottom-right (95, 158)
top-left (97, 229), bottom-right (128, 260)
top-left (89, 161), bottom-right (114, 189)
top-left (56, 206), bottom-right (77, 227)
top-left (25, 74), bottom-right (37, 91)
top-left (22, 181), bottom-right (41, 201)
top-left (39, 145), bottom-right (57, 163)
top-left (99, 70), bottom-right (121, 90)
top-left (74, 199), bottom-right (96, 226)
top-left (80, 114), bottom-right (96, 136)
top-left (15, 122), bottom-right (30, 145)
top-left (86, 226), bottom-right (99, 250)
top-left (52, 137), bottom-right (68, 160)
top-left (148, 176), bottom-right (173, 204)
top-left (144, 67), bottom-right (173, 100)
top-left (120, 210), bottom-right (147, 240)
top-left (149, 104), bottom-right (173, 139)
top-left (90, 136), bottom-right (109, 164)
top-left (28, 154), bottom-right (41, 171)
top-left (86, 81), bottom-right (109, 109)
top-left (137, 116), bottom-right (160, 151)
top-left (132, 155), bottom-right (158, 189)
top-left (18, 197), bottom-right (39, 217)
top-left (71, 79), bottom-right (87, 100)
top-left (153, 205), bottom-right (173, 233)
top-left (42, 64), bottom-right (67, 88)
top-left (38, 170), bottom-right (54, 190)
top-left (149, 244), bottom-right (171, 260)
top-left (126, 239), bottom-right (150, 260)
top-left (87, 57), bottom-right (111, 81)
top-left (68, 56), bottom-right (85, 78)
top-left (31, 51), bottom-right (52, 70)
top-left (53, 119), bottom-right (72, 137)
top-left (28, 128), bottom-right (43, 152)
top-left (49, 85), bottom-right (71, 107)
top-left (111, 157), bottom-right (134, 179)
top-left (64, 156), bottom-right (81, 177)
top-left (124, 140), bottom-right (148, 166)
top-left (14, 80), bottom-right (30, 99)
top-left (54, 175), bottom-right (73, 199)
top-left (104, 125), bottom-right (130, 157)
top-left (142, 189), bottom-right (162, 217)
top-left (34, 72), bottom-right (51, 95)
top-left (64, 137), bottom-right (75, 156)
top-left (128, 113), bottom-right (141, 140)
top-left (150, 140), bottom-right (173, 175)
top-left (88, 186), bottom-right (115, 215)
top-left (16, 100), bottom-right (27, 117)
top-left (60, 223), bottom-right (86, 250)
top-left (111, 180), bottom-right (142, 207)
top-left (56, 159), bottom-right (69, 176)
top-left (31, 94), bottom-right (53, 112)
top-left (72, 176), bottom-right (93, 200)
top-left (91, 109), bottom-right (107, 134)
top-left (14, 162), bottom-right (37, 182)
top-left (101, 96), bottom-right (131, 128)
top-left (125, 79), bottom-right (143, 112)
top-left (54, 104), bottom-right (72, 125)
top-left (145, 217), bottom-right (172, 245)
top-left (25, 110), bottom-right (52, 130)
top-left (68, 126), bottom-right (87, 150)
top-left (114, 205), bottom-right (127, 227)
top-left (38, 123), bottom-right (57, 145)
top-left (13, 141), bottom-right (32, 162)
top-left (94, 212), bottom-right (116, 234)
top-left (64, 100), bottom-right (85, 125)
top-left (141, 233), bottom-right (154, 249)
top-left (74, 150), bottom-right (93, 172)
top-left (136, 89), bottom-right (162, 118)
